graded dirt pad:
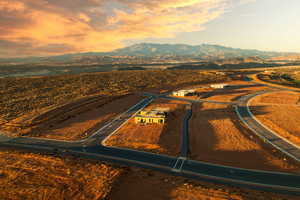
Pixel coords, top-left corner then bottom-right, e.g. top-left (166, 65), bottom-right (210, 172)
top-left (252, 91), bottom-right (300, 105)
top-left (189, 102), bottom-right (299, 172)
top-left (108, 167), bottom-right (298, 200)
top-left (0, 150), bottom-right (122, 200)
top-left (251, 91), bottom-right (300, 146)
top-left (169, 81), bottom-right (267, 102)
top-left (16, 94), bottom-right (144, 141)
top-left (202, 81), bottom-right (268, 102)
top-left (105, 99), bottom-right (188, 156)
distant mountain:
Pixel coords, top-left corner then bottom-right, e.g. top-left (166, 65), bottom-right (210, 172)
top-left (270, 54), bottom-right (300, 61)
top-left (110, 43), bottom-right (287, 58)
top-left (0, 43), bottom-right (298, 64)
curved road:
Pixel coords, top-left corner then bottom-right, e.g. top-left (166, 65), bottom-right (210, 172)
top-left (235, 91), bottom-right (300, 163)
top-left (0, 88), bottom-right (300, 195)
top-left (1, 132), bottom-right (300, 195)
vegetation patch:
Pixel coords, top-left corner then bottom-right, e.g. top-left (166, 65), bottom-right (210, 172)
top-left (0, 70), bottom-right (228, 122)
top-left (0, 150), bottom-right (123, 200)
top-left (257, 69), bottom-right (300, 88)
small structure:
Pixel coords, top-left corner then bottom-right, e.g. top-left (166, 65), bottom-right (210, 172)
top-left (264, 70), bottom-right (274, 74)
top-left (135, 108), bottom-right (168, 124)
top-left (210, 84), bottom-right (228, 89)
top-left (172, 89), bottom-right (195, 97)
top-left (215, 72), bottom-right (225, 75)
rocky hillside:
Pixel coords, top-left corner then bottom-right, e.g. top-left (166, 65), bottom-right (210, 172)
top-left (0, 43), bottom-right (298, 64)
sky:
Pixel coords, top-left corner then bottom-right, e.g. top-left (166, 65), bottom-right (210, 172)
top-left (0, 0), bottom-right (299, 58)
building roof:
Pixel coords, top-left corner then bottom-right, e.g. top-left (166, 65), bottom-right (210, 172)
top-left (136, 108), bottom-right (167, 118)
top-left (211, 83), bottom-right (228, 86)
top-left (176, 89), bottom-right (195, 93)
top-left (173, 89), bottom-right (195, 95)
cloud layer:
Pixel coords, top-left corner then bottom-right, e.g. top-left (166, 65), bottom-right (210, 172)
top-left (0, 0), bottom-right (234, 57)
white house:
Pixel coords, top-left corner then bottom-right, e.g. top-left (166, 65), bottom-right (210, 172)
top-left (210, 84), bottom-right (228, 89)
top-left (173, 89), bottom-right (195, 97)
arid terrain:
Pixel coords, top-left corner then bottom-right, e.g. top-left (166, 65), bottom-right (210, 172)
top-left (0, 150), bottom-right (297, 200)
top-left (0, 150), bottom-right (123, 200)
top-left (250, 91), bottom-right (300, 147)
top-left (255, 70), bottom-right (300, 90)
top-left (13, 94), bottom-right (143, 140)
top-left (105, 99), bottom-right (188, 156)
top-left (0, 70), bottom-right (228, 138)
top-left (1, 71), bottom-right (300, 200)
top-left (2, 0), bottom-right (300, 198)
top-left (108, 167), bottom-right (298, 200)
top-left (189, 102), bottom-right (299, 172)
top-left (203, 81), bottom-right (269, 102)
top-left (171, 80), bottom-right (269, 103)
top-left (186, 80), bottom-right (300, 172)
top-left (0, 70), bottom-right (227, 122)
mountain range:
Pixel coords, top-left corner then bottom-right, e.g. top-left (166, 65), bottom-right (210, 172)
top-left (0, 43), bottom-right (299, 64)
top-left (110, 43), bottom-right (286, 58)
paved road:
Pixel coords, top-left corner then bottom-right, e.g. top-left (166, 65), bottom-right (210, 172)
top-left (0, 134), bottom-right (10, 142)
top-left (161, 95), bottom-right (236, 105)
top-left (247, 75), bottom-right (300, 93)
top-left (1, 92), bottom-right (300, 195)
top-left (235, 90), bottom-right (300, 162)
top-left (7, 96), bottom-right (155, 148)
top-left (2, 138), bottom-right (300, 195)
top-left (180, 104), bottom-right (192, 158)
top-left (84, 96), bottom-right (154, 146)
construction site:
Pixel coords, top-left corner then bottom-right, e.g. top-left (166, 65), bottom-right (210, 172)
top-left (1, 73), bottom-right (300, 200)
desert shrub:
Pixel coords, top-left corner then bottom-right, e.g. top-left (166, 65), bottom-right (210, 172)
top-left (0, 70), bottom-right (227, 120)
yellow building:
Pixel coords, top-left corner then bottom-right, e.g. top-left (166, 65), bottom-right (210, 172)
top-left (135, 109), bottom-right (166, 124)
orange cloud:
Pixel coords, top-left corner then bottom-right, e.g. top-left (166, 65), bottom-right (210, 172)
top-left (0, 0), bottom-right (238, 57)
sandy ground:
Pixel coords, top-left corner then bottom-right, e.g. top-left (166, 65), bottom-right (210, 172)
top-left (189, 102), bottom-right (299, 172)
top-left (21, 95), bottom-right (143, 141)
top-left (251, 91), bottom-right (300, 146)
top-left (108, 167), bottom-right (298, 200)
top-left (203, 81), bottom-right (269, 102)
top-left (0, 150), bottom-right (122, 200)
top-left (173, 81), bottom-right (269, 103)
top-left (0, 150), bottom-right (296, 200)
top-left (252, 91), bottom-right (300, 105)
top-left (105, 99), bottom-right (189, 156)
top-left (2, 79), bottom-right (300, 199)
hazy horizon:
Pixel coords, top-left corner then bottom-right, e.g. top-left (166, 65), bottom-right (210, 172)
top-left (1, 42), bottom-right (299, 59)
top-left (1, 0), bottom-right (299, 58)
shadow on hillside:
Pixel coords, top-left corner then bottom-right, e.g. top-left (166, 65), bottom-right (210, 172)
top-left (199, 89), bottom-right (251, 99)
top-left (26, 95), bottom-right (140, 140)
top-left (199, 84), bottom-right (264, 99)
top-left (228, 84), bottom-right (263, 90)
top-left (157, 104), bottom-right (188, 156)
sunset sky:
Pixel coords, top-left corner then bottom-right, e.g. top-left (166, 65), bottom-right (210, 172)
top-left (0, 0), bottom-right (299, 58)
